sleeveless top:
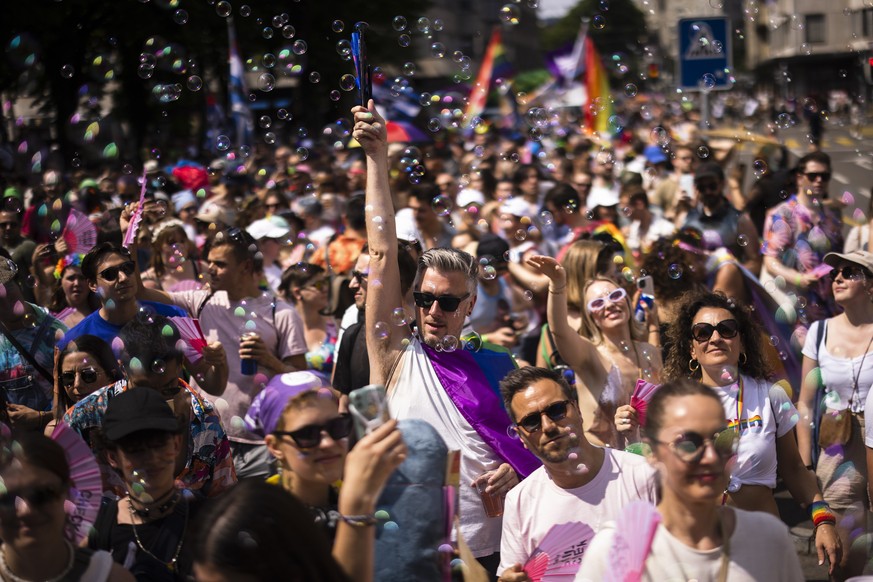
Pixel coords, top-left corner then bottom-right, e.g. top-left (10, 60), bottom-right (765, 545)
top-left (587, 364), bottom-right (626, 449)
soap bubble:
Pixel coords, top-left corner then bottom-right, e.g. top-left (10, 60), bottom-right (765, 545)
top-left (499, 4), bottom-right (521, 25)
top-left (668, 264), bottom-right (683, 279)
top-left (393, 16), bottom-right (407, 31)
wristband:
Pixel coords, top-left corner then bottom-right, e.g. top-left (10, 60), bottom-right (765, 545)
top-left (339, 513), bottom-right (378, 527)
top-left (549, 286), bottom-right (566, 294)
top-left (809, 501), bottom-right (836, 529)
top-left (793, 274), bottom-right (803, 287)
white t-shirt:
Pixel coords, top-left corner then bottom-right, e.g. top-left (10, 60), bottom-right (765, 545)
top-left (170, 290), bottom-right (307, 443)
top-left (714, 375), bottom-right (797, 490)
top-left (387, 338), bottom-right (505, 558)
top-left (577, 507), bottom-right (803, 581)
top-left (803, 320), bottom-right (873, 414)
top-left (497, 449), bottom-right (657, 574)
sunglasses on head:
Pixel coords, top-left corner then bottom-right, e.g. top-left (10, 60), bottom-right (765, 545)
top-left (829, 265), bottom-right (869, 282)
top-left (98, 261), bottom-right (136, 282)
top-left (274, 414), bottom-right (353, 449)
top-left (350, 270), bottom-right (368, 284)
top-left (61, 367), bottom-right (99, 388)
top-left (413, 291), bottom-right (470, 312)
top-left (586, 287), bottom-right (627, 313)
top-left (0, 485), bottom-right (64, 511)
top-left (691, 319), bottom-right (739, 342)
top-left (803, 171), bottom-right (831, 182)
top-left (517, 400), bottom-right (573, 433)
top-left (653, 428), bottom-right (738, 464)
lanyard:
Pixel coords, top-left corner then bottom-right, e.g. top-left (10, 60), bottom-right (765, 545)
top-left (735, 377), bottom-right (744, 434)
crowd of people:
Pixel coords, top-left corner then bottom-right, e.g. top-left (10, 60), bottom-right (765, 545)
top-left (0, 93), bottom-right (870, 582)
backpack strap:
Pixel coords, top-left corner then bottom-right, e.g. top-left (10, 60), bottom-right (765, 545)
top-left (196, 290), bottom-right (217, 319)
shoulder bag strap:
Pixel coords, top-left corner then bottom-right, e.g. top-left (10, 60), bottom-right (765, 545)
top-left (0, 319), bottom-right (53, 384)
top-left (195, 290), bottom-right (217, 319)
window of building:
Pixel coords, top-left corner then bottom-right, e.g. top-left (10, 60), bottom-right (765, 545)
top-left (864, 8), bottom-right (873, 38)
top-left (806, 14), bottom-right (826, 44)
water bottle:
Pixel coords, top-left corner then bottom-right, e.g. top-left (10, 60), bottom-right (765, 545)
top-left (240, 332), bottom-right (259, 376)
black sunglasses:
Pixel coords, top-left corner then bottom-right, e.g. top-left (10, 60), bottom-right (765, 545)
top-left (803, 171), bottom-right (831, 182)
top-left (829, 265), bottom-right (869, 282)
top-left (98, 261), bottom-right (136, 282)
top-left (61, 367), bottom-right (99, 388)
top-left (517, 400), bottom-right (573, 433)
top-left (691, 319), bottom-right (739, 342)
top-left (274, 414), bottom-right (353, 449)
top-left (0, 485), bottom-right (65, 511)
top-left (350, 270), bottom-right (369, 284)
top-left (413, 291), bottom-right (471, 312)
top-left (652, 428), bottom-right (738, 464)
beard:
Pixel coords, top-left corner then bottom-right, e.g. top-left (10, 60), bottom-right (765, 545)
top-left (539, 429), bottom-right (580, 464)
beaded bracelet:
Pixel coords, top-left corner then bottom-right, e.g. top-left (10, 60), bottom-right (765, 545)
top-left (810, 501), bottom-right (836, 529)
top-left (339, 513), bottom-right (378, 527)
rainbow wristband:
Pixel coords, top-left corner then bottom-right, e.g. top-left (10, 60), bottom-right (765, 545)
top-left (810, 501), bottom-right (836, 528)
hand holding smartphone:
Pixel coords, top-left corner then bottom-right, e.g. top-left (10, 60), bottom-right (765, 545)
top-left (351, 27), bottom-right (372, 107)
top-left (348, 384), bottom-right (391, 439)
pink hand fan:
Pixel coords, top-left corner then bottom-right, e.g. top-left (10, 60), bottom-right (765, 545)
top-left (604, 501), bottom-right (661, 582)
top-left (170, 316), bottom-right (208, 364)
top-left (630, 379), bottom-right (660, 428)
top-left (62, 208), bottom-right (97, 254)
top-left (50, 422), bottom-right (102, 544)
top-left (524, 521), bottom-right (594, 580)
top-left (122, 171), bottom-right (147, 248)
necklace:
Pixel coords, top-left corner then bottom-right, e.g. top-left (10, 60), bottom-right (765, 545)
top-left (127, 496), bottom-right (189, 573)
top-left (129, 489), bottom-right (181, 519)
top-left (847, 332), bottom-right (873, 404)
top-left (0, 540), bottom-right (75, 582)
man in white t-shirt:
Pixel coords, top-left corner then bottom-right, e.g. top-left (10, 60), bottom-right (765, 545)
top-left (497, 367), bottom-right (657, 581)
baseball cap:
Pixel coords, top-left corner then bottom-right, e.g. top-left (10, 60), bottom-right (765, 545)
top-left (195, 202), bottom-right (232, 226)
top-left (476, 234), bottom-right (510, 261)
top-left (247, 216), bottom-right (291, 240)
top-left (586, 186), bottom-right (620, 209)
top-left (456, 188), bottom-right (486, 208)
top-left (103, 388), bottom-right (179, 441)
top-left (643, 145), bottom-right (668, 165)
top-left (144, 160), bottom-right (160, 175)
top-left (824, 251), bottom-right (873, 273)
top-left (171, 190), bottom-right (197, 213)
top-left (244, 371), bottom-right (331, 436)
top-left (499, 197), bottom-right (536, 219)
top-left (694, 162), bottom-right (725, 182)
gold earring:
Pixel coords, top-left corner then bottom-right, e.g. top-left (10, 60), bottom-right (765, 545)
top-left (738, 353), bottom-right (747, 366)
top-left (688, 358), bottom-right (700, 372)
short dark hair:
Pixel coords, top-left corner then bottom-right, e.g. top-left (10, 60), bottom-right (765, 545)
top-left (544, 182), bottom-right (581, 210)
top-left (116, 313), bottom-right (183, 372)
top-left (643, 378), bottom-right (723, 440)
top-left (797, 151), bottom-right (831, 174)
top-left (409, 183), bottom-right (441, 205)
top-left (500, 366), bottom-right (577, 421)
top-left (81, 242), bottom-right (131, 282)
top-left (210, 227), bottom-right (263, 272)
top-left (2, 433), bottom-right (70, 487)
top-left (344, 194), bottom-right (366, 231)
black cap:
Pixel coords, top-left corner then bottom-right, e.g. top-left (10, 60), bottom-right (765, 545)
top-left (476, 234), bottom-right (510, 261)
top-left (103, 388), bottom-right (179, 441)
top-left (694, 162), bottom-right (725, 182)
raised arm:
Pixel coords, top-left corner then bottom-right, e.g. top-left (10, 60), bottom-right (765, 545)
top-left (352, 101), bottom-right (409, 385)
top-left (525, 255), bottom-right (605, 377)
top-left (797, 354), bottom-right (820, 467)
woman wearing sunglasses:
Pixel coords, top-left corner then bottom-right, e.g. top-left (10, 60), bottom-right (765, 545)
top-left (140, 221), bottom-right (208, 293)
top-left (0, 433), bottom-right (133, 581)
top-left (527, 255), bottom-right (662, 449)
top-left (664, 291), bottom-right (841, 574)
top-left (279, 263), bottom-right (337, 374)
top-left (247, 371), bottom-right (406, 579)
top-left (46, 334), bottom-right (121, 436)
top-left (578, 379), bottom-right (803, 581)
top-left (797, 251), bottom-right (873, 579)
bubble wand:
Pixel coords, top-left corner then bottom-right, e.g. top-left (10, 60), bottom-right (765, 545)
top-left (122, 170), bottom-right (148, 249)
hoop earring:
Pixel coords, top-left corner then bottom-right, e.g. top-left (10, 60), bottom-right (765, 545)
top-left (688, 358), bottom-right (700, 372)
top-left (739, 353), bottom-right (747, 366)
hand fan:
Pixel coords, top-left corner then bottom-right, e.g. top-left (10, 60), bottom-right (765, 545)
top-left (170, 316), bottom-right (208, 364)
top-left (524, 521), bottom-right (594, 580)
top-left (604, 501), bottom-right (661, 582)
top-left (122, 170), bottom-right (147, 248)
top-left (61, 208), bottom-right (97, 254)
top-left (523, 551), bottom-right (550, 582)
top-left (630, 379), bottom-right (660, 428)
top-left (50, 423), bottom-right (102, 544)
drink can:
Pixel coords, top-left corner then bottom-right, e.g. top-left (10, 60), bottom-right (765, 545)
top-left (240, 332), bottom-right (259, 376)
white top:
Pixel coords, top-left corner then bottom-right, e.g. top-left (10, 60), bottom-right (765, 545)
top-left (714, 375), bottom-right (797, 490)
top-left (803, 320), bottom-right (873, 414)
top-left (498, 449), bottom-right (657, 573)
top-left (387, 338), bottom-right (504, 558)
top-left (170, 289), bottom-right (307, 443)
top-left (577, 507), bottom-right (803, 581)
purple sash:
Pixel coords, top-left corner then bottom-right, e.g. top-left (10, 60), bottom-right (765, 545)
top-left (423, 344), bottom-right (541, 478)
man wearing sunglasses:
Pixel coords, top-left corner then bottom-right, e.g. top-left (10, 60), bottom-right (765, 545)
top-left (64, 315), bottom-right (235, 499)
top-left (497, 367), bottom-right (657, 580)
top-left (762, 151), bottom-right (843, 324)
top-left (682, 162), bottom-right (762, 277)
top-left (355, 102), bottom-right (540, 574)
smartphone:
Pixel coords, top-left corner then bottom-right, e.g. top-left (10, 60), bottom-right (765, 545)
top-left (351, 30), bottom-right (372, 107)
top-left (348, 384), bottom-right (390, 438)
top-left (637, 276), bottom-right (654, 297)
top-left (678, 174), bottom-right (695, 199)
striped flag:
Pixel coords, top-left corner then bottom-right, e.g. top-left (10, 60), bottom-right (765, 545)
top-left (464, 27), bottom-right (514, 130)
top-left (227, 17), bottom-right (253, 148)
top-left (582, 30), bottom-right (613, 135)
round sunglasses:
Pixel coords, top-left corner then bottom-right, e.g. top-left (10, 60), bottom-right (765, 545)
top-left (691, 319), bottom-right (739, 342)
top-left (60, 367), bottom-right (100, 388)
top-left (652, 428), bottom-right (738, 464)
top-left (586, 287), bottom-right (627, 313)
top-left (273, 414), bottom-right (353, 449)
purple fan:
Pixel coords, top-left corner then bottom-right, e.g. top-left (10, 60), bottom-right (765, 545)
top-left (523, 521), bottom-right (594, 580)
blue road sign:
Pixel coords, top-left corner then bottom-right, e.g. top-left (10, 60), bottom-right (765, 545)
top-left (677, 17), bottom-right (733, 91)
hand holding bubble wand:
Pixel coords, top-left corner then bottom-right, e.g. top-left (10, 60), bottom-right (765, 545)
top-left (122, 170), bottom-right (148, 249)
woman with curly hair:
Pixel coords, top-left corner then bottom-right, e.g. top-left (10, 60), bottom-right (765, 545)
top-left (140, 220), bottom-right (208, 292)
top-left (47, 253), bottom-right (100, 328)
top-left (662, 291), bottom-right (841, 575)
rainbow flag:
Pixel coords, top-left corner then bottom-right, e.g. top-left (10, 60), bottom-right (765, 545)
top-left (583, 33), bottom-right (612, 136)
top-left (464, 27), bottom-right (514, 130)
